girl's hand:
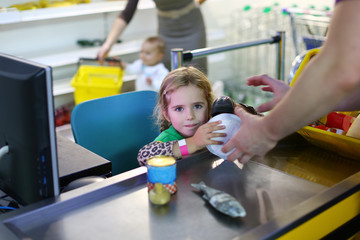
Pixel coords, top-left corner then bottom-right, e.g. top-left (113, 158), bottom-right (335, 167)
top-left (187, 120), bottom-right (226, 152)
top-left (247, 74), bottom-right (290, 113)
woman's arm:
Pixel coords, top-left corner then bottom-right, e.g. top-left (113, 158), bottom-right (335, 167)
top-left (97, 0), bottom-right (139, 61)
top-left (335, 84), bottom-right (360, 111)
top-left (264, 0), bottom-right (360, 140)
top-left (223, 0), bottom-right (360, 163)
top-left (97, 18), bottom-right (127, 61)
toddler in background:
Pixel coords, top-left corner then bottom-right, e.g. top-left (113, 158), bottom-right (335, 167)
top-left (122, 36), bottom-right (169, 91)
top-left (137, 66), bottom-right (226, 166)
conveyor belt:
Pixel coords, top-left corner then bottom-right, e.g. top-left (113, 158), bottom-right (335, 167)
top-left (256, 133), bottom-right (360, 187)
top-left (0, 151), bottom-right (327, 239)
top-left (0, 134), bottom-right (358, 239)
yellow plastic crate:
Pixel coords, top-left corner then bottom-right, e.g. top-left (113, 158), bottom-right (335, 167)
top-left (290, 48), bottom-right (360, 160)
top-left (297, 124), bottom-right (360, 160)
top-left (71, 65), bottom-right (124, 105)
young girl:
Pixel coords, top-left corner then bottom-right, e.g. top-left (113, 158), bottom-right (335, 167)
top-left (137, 66), bottom-right (226, 166)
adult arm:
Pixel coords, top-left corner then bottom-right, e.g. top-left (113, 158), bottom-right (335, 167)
top-left (264, 0), bottom-right (360, 139)
top-left (335, 84), bottom-right (360, 111)
top-left (247, 70), bottom-right (360, 113)
top-left (97, 0), bottom-right (139, 61)
top-left (223, 0), bottom-right (360, 163)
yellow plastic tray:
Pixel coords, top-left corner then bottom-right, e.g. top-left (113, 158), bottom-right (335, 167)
top-left (71, 65), bottom-right (124, 105)
top-left (297, 126), bottom-right (360, 160)
top-left (290, 48), bottom-right (360, 160)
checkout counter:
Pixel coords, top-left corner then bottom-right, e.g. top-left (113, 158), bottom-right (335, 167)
top-left (56, 134), bottom-right (112, 188)
top-left (0, 133), bottom-right (359, 239)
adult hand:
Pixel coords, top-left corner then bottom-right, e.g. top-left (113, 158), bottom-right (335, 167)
top-left (96, 18), bottom-right (127, 63)
top-left (247, 74), bottom-right (290, 113)
top-left (221, 107), bottom-right (278, 164)
top-left (96, 43), bottom-right (111, 64)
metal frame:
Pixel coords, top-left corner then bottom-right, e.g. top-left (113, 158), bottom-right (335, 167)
top-left (171, 31), bottom-right (285, 81)
top-left (283, 7), bottom-right (331, 56)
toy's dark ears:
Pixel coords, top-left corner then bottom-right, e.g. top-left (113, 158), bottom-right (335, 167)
top-left (211, 96), bottom-right (236, 117)
top-left (211, 96), bottom-right (263, 117)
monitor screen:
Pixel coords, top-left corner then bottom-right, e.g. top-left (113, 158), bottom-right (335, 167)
top-left (0, 53), bottom-right (60, 206)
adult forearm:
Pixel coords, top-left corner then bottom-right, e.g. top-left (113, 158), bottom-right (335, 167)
top-left (103, 18), bottom-right (127, 48)
top-left (263, 51), bottom-right (357, 141)
top-left (262, 1), bottom-right (360, 141)
top-left (335, 85), bottom-right (360, 111)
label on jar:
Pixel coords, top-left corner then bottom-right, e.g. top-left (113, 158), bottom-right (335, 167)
top-left (147, 156), bottom-right (177, 194)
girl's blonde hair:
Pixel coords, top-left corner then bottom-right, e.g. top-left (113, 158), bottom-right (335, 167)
top-left (155, 66), bottom-right (215, 131)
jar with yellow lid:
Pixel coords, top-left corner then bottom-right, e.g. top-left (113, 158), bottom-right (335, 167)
top-left (146, 156), bottom-right (177, 195)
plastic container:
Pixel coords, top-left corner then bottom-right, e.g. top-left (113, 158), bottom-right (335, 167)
top-left (71, 65), bottom-right (124, 105)
top-left (302, 36), bottom-right (325, 50)
top-left (147, 156), bottom-right (177, 194)
top-left (290, 48), bottom-right (360, 160)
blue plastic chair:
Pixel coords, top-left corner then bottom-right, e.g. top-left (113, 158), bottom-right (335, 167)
top-left (71, 90), bottom-right (159, 175)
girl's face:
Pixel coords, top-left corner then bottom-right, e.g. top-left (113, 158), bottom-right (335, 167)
top-left (139, 41), bottom-right (163, 66)
top-left (164, 84), bottom-right (209, 137)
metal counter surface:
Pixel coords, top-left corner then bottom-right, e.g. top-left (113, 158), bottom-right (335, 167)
top-left (1, 149), bottom-right (327, 240)
top-left (254, 134), bottom-right (360, 188)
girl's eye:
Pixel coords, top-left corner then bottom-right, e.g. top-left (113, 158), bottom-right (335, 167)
top-left (175, 107), bottom-right (184, 112)
top-left (194, 104), bottom-right (203, 109)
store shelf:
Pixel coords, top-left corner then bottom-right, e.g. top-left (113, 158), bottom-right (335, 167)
top-left (53, 78), bottom-right (75, 96)
top-left (0, 0), bottom-right (156, 100)
top-left (34, 39), bottom-right (142, 96)
top-left (53, 74), bottom-right (136, 96)
top-left (0, 0), bottom-right (155, 24)
top-left (31, 39), bottom-right (143, 67)
top-left (32, 29), bottom-right (228, 68)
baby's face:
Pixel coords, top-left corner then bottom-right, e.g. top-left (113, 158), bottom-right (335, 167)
top-left (140, 41), bottom-right (163, 66)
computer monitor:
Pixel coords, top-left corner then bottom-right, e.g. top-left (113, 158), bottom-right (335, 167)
top-left (0, 53), bottom-right (60, 206)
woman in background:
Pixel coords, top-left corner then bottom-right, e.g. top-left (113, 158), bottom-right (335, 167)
top-left (97, 0), bottom-right (207, 72)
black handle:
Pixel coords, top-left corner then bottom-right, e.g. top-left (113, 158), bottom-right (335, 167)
top-left (78, 57), bottom-right (122, 67)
